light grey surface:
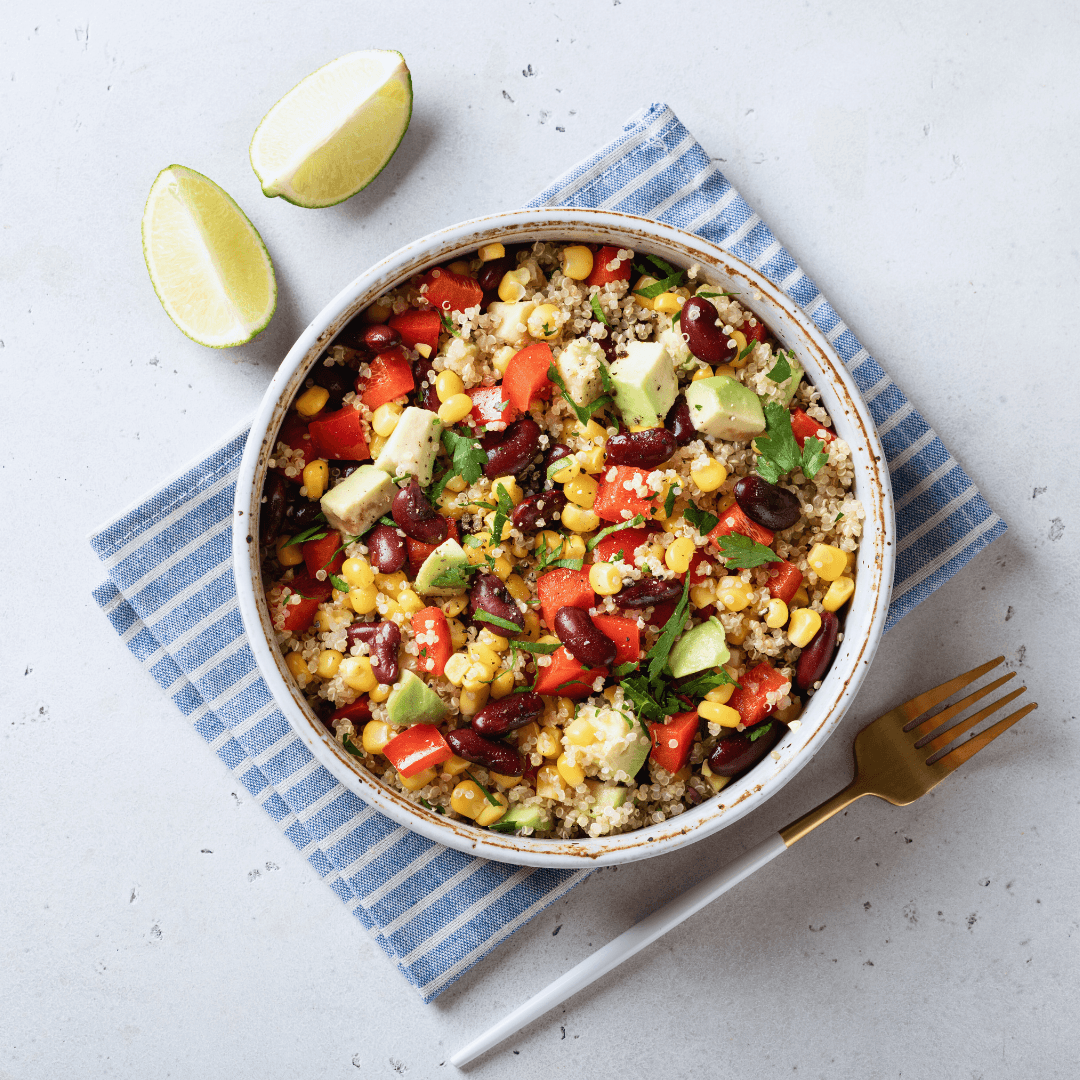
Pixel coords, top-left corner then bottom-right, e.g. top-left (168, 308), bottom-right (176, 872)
top-left (2, 1), bottom-right (1076, 1077)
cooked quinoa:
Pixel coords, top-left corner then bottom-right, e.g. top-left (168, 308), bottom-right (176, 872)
top-left (258, 240), bottom-right (863, 840)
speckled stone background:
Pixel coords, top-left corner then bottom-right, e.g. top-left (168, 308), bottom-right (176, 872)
top-left (3, 2), bottom-right (1077, 1077)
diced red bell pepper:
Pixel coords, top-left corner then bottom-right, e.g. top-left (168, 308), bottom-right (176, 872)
top-left (537, 568), bottom-right (595, 631)
top-left (406, 518), bottom-right (460, 574)
top-left (302, 529), bottom-right (345, 579)
top-left (591, 524), bottom-right (656, 564)
top-left (273, 414), bottom-right (318, 480)
top-left (708, 503), bottom-right (775, 549)
top-left (681, 551), bottom-right (715, 586)
top-left (420, 268), bottom-right (485, 314)
top-left (468, 385), bottom-right (520, 431)
top-left (359, 346), bottom-right (415, 411)
top-left (533, 646), bottom-right (607, 699)
top-left (790, 408), bottom-right (837, 450)
top-left (308, 406), bottom-right (370, 462)
top-left (585, 245), bottom-right (632, 289)
top-left (742, 318), bottom-right (768, 345)
top-left (645, 597), bottom-right (679, 629)
top-left (274, 574), bottom-right (332, 636)
top-left (648, 710), bottom-right (700, 775)
top-left (503, 342), bottom-right (554, 412)
top-left (766, 560), bottom-right (803, 603)
top-left (411, 606), bottom-right (453, 677)
top-left (593, 465), bottom-right (662, 524)
top-left (328, 697), bottom-right (372, 725)
top-left (591, 615), bottom-right (640, 665)
top-left (388, 309), bottom-right (442, 353)
top-left (383, 724), bottom-right (453, 777)
top-left (727, 662), bottom-right (791, 728)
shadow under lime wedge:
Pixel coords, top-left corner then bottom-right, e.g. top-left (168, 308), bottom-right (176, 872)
top-left (250, 50), bottom-right (412, 209)
top-left (141, 166), bottom-right (277, 348)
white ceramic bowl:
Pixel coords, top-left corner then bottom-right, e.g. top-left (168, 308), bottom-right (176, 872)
top-left (233, 208), bottom-right (894, 868)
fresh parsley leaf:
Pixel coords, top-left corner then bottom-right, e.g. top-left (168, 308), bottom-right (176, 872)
top-left (677, 669), bottom-right (739, 698)
top-left (489, 484), bottom-right (514, 553)
top-left (328, 573), bottom-right (351, 592)
top-left (646, 253), bottom-right (680, 279)
top-left (546, 363), bottom-right (596, 427)
top-left (737, 341), bottom-right (756, 364)
top-left (663, 484), bottom-right (679, 518)
top-left (834, 510), bottom-right (844, 522)
top-left (646, 575), bottom-right (691, 680)
top-left (341, 733), bottom-right (364, 759)
top-left (684, 502), bottom-right (719, 536)
top-left (473, 611), bottom-right (522, 633)
top-left (419, 797), bottom-right (444, 813)
top-left (671, 308), bottom-right (682, 327)
top-left (598, 361), bottom-right (615, 395)
top-left (488, 820), bottom-right (520, 833)
top-left (585, 514), bottom-right (646, 552)
top-left (515, 641), bottom-right (561, 655)
top-left (430, 564), bottom-right (477, 590)
top-left (283, 520), bottom-right (328, 547)
top-left (698, 290), bottom-right (734, 298)
top-left (766, 353), bottom-right (792, 383)
top-left (715, 533), bottom-right (782, 570)
top-left (589, 294), bottom-right (609, 325)
top-left (463, 533), bottom-right (486, 549)
top-left (429, 470), bottom-right (452, 501)
top-left (466, 772), bottom-right (500, 806)
top-left (754, 402), bottom-right (804, 484)
top-left (613, 549), bottom-right (625, 563)
top-left (545, 558), bottom-right (585, 571)
top-left (621, 676), bottom-right (666, 723)
top-left (613, 662), bottom-right (640, 678)
top-left (747, 722), bottom-right (773, 743)
top-left (441, 427), bottom-right (488, 486)
top-left (379, 515), bottom-right (397, 527)
top-left (801, 436), bottom-right (828, 479)
top-left (439, 311), bottom-right (461, 337)
top-left (633, 272), bottom-right (683, 299)
top-left (471, 501), bottom-right (498, 511)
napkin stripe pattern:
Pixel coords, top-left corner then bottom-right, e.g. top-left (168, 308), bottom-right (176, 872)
top-left (93, 102), bottom-right (1006, 1002)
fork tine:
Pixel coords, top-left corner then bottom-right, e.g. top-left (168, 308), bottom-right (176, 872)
top-left (918, 686), bottom-right (1026, 753)
top-left (929, 702), bottom-right (1038, 771)
top-left (908, 673), bottom-right (1016, 736)
top-left (898, 655), bottom-right (1005, 727)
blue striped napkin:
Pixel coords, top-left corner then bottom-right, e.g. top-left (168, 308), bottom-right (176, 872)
top-left (91, 102), bottom-right (1005, 1001)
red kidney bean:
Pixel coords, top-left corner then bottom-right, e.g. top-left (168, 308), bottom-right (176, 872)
top-left (363, 324), bottom-right (401, 351)
top-left (392, 478), bottom-right (449, 544)
top-left (447, 728), bottom-right (525, 775)
top-left (411, 360), bottom-right (441, 412)
top-left (734, 475), bottom-right (802, 531)
top-left (708, 720), bottom-right (786, 776)
top-left (511, 490), bottom-right (567, 534)
top-left (285, 495), bottom-right (323, 532)
top-left (311, 362), bottom-right (356, 409)
top-left (545, 442), bottom-right (574, 469)
top-left (469, 572), bottom-right (525, 634)
top-left (477, 257), bottom-right (513, 293)
top-left (681, 297), bottom-right (726, 363)
top-left (261, 472), bottom-right (287, 545)
top-left (346, 621), bottom-right (401, 685)
top-left (618, 576), bottom-right (684, 609)
top-left (796, 611), bottom-right (839, 691)
top-left (554, 607), bottom-right (617, 668)
top-left (605, 428), bottom-right (676, 469)
top-left (367, 523), bottom-right (407, 573)
top-left (471, 692), bottom-right (544, 738)
top-left (665, 396), bottom-right (697, 446)
top-left (483, 417), bottom-right (541, 477)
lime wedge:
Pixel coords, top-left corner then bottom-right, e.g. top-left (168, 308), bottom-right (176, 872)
top-left (142, 166), bottom-right (276, 348)
top-left (250, 50), bottom-right (412, 209)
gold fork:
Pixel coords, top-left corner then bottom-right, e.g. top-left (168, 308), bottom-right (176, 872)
top-left (451, 656), bottom-right (1037, 1068)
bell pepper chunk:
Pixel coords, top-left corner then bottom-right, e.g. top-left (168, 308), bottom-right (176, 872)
top-left (302, 529), bottom-right (345, 579)
top-left (537, 568), bottom-right (595, 631)
top-left (708, 503), bottom-right (775, 549)
top-left (591, 524), bottom-right (656, 564)
top-left (273, 414), bottom-right (319, 480)
top-left (359, 346), bottom-right (415, 412)
top-left (383, 724), bottom-right (453, 777)
top-left (648, 710), bottom-right (699, 775)
top-left (411, 606), bottom-right (453, 678)
top-left (503, 342), bottom-right (555, 412)
top-left (585, 245), bottom-right (632, 289)
top-left (328, 698), bottom-right (372, 725)
top-left (420, 268), bottom-right (484, 314)
top-left (468, 385), bottom-right (519, 431)
top-left (766, 560), bottom-right (803, 604)
top-left (388, 309), bottom-right (442, 353)
top-left (274, 573), bottom-right (332, 636)
top-left (727, 662), bottom-right (791, 727)
top-left (593, 465), bottom-right (663, 524)
top-left (591, 615), bottom-right (640, 665)
top-left (790, 408), bottom-right (836, 450)
top-left (533, 646), bottom-right (607, 699)
top-left (308, 406), bottom-right (370, 462)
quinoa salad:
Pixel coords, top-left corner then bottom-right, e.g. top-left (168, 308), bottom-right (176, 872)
top-left (257, 240), bottom-right (863, 840)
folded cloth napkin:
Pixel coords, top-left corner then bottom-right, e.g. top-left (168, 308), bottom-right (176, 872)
top-left (91, 102), bottom-right (1006, 1002)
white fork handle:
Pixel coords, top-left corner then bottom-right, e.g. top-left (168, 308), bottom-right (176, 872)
top-left (449, 832), bottom-right (788, 1068)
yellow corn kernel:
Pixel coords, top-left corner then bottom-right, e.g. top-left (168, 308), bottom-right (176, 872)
top-left (483, 512), bottom-right (513, 544)
top-left (556, 754), bottom-right (586, 787)
top-left (437, 393), bottom-right (473, 426)
top-left (397, 589), bottom-right (424, 615)
top-left (458, 684), bottom-right (489, 716)
top-left (665, 536), bottom-right (695, 574)
top-left (439, 596), bottom-right (467, 619)
top-left (660, 514), bottom-right (685, 535)
top-left (489, 769), bottom-right (523, 788)
top-left (691, 365), bottom-right (714, 382)
top-left (339, 655), bottom-right (377, 692)
top-left (765, 598), bottom-right (789, 628)
top-left (807, 543), bottom-right (847, 582)
top-left (375, 596), bottom-right (401, 621)
top-left (399, 767), bottom-right (437, 792)
top-left (443, 651), bottom-right (471, 686)
top-left (561, 504), bottom-right (600, 534)
top-left (823, 575), bottom-right (855, 612)
top-left (628, 423), bottom-right (659, 433)
top-left (522, 610), bottom-right (541, 642)
top-left (515, 722), bottom-right (540, 750)
top-left (691, 458), bottom-right (728, 493)
top-left (285, 651), bottom-right (309, 683)
top-left (489, 668), bottom-right (516, 699)
top-left (348, 585), bottom-right (378, 615)
top-left (788, 608), bottom-right (822, 648)
top-left (438, 492), bottom-right (466, 519)
top-left (375, 571), bottom-right (407, 593)
top-left (369, 433), bottom-right (388, 458)
top-left (565, 718), bottom-right (597, 746)
top-left (361, 720), bottom-right (392, 754)
top-left (464, 536), bottom-right (491, 566)
top-left (728, 330), bottom-right (751, 369)
top-left (415, 343), bottom-right (432, 359)
top-left (704, 683), bottom-right (735, 705)
top-left (578, 445), bottom-right (606, 474)
top-left (497, 267), bottom-right (530, 303)
top-left (341, 556), bottom-right (375, 588)
top-left (699, 700), bottom-right (742, 727)
top-left (576, 418), bottom-right (607, 442)
top-left (442, 754), bottom-right (472, 776)
top-left (434, 369), bottom-right (465, 403)
top-left (444, 475), bottom-right (468, 494)
top-left (633, 276), bottom-right (658, 309)
top-left (295, 385), bottom-right (330, 419)
top-left (690, 581), bottom-right (718, 609)
top-left (717, 577), bottom-right (753, 612)
top-left (790, 585), bottom-right (810, 608)
top-left (535, 530), bottom-right (562, 554)
top-left (447, 260), bottom-right (473, 277)
top-left (564, 474), bottom-right (598, 509)
top-left (845, 550), bottom-right (857, 571)
top-left (563, 534), bottom-right (587, 559)
top-left (602, 687), bottom-right (619, 705)
top-left (302, 459), bottom-right (329, 500)
top-left (725, 620), bottom-right (748, 646)
top-left (315, 649), bottom-right (343, 679)
top-left (536, 727), bottom-right (562, 759)
top-left (448, 617), bottom-right (468, 650)
top-left (369, 683), bottom-right (392, 703)
top-left (491, 476), bottom-right (524, 505)
top-left (701, 759), bottom-right (731, 792)
top-left (589, 562), bottom-right (622, 596)
top-left (468, 642), bottom-right (501, 679)
top-left (505, 574), bottom-right (531, 602)
top-left (484, 556), bottom-right (511, 585)
top-left (549, 456), bottom-right (581, 484)
top-left (478, 242), bottom-right (505, 262)
top-left (560, 245), bottom-right (593, 280)
top-left (492, 344), bottom-right (517, 376)
top-left (476, 791), bottom-right (510, 827)
top-left (477, 629), bottom-right (510, 653)
top-left (535, 764), bottom-right (566, 800)
top-left (371, 402), bottom-right (403, 437)
top-left (528, 303), bottom-right (561, 341)
top-left (275, 536), bottom-right (304, 567)
top-left (363, 297), bottom-right (393, 324)
top-left (653, 292), bottom-right (681, 315)
top-left (315, 606), bottom-right (351, 633)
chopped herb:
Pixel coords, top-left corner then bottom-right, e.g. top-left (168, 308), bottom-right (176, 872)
top-left (537, 537), bottom-right (565, 571)
top-left (747, 722), bottom-right (773, 743)
top-left (430, 564), bottom-right (477, 590)
top-left (341, 733), bottom-right (364, 759)
top-left (473, 610), bottom-right (522, 633)
top-left (515, 641), bottom-right (561, 655)
top-left (590, 294), bottom-right (609, 325)
top-left (547, 363), bottom-right (614, 427)
top-left (754, 402), bottom-right (827, 483)
top-left (390, 473), bottom-right (412, 484)
top-left (684, 502), bottom-right (719, 536)
top-left (737, 340), bottom-right (756, 364)
top-left (765, 351), bottom-right (793, 383)
top-left (633, 271), bottom-right (683, 299)
top-left (613, 549), bottom-right (625, 563)
top-left (802, 437), bottom-right (829, 478)
top-left (463, 533), bottom-right (486, 549)
top-left (545, 558), bottom-right (585, 571)
top-left (328, 573), bottom-right (351, 592)
top-left (647, 253), bottom-right (680, 278)
top-left (471, 501), bottom-right (498, 511)
top-left (613, 662), bottom-right (639, 678)
top-left (489, 484), bottom-right (514, 555)
top-left (835, 511), bottom-right (844, 522)
top-left (663, 484), bottom-right (679, 518)
top-left (671, 308), bottom-right (682, 327)
top-left (439, 311), bottom-right (461, 338)
top-left (585, 514), bottom-right (645, 551)
top-left (282, 519), bottom-right (328, 547)
top-left (378, 515), bottom-right (397, 527)
top-left (677, 669), bottom-right (739, 697)
top-left (419, 797), bottom-right (444, 814)
top-left (487, 820), bottom-right (520, 833)
top-left (598, 361), bottom-right (615, 395)
top-left (715, 533), bottom-right (783, 570)
top-left (441, 427), bottom-right (489, 485)
top-left (466, 772), bottom-right (500, 806)
top-left (698, 290), bottom-right (734, 298)
top-left (429, 470), bottom-right (452, 501)
top-left (646, 574), bottom-right (692, 680)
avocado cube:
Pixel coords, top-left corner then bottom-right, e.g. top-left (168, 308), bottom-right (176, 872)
top-left (415, 538), bottom-right (471, 596)
top-left (385, 670), bottom-right (448, 728)
top-left (668, 617), bottom-right (729, 678)
top-left (320, 465), bottom-right (395, 538)
top-left (491, 804), bottom-right (553, 833)
top-left (372, 406), bottom-right (443, 488)
top-left (609, 340), bottom-right (677, 428)
top-left (684, 375), bottom-right (765, 441)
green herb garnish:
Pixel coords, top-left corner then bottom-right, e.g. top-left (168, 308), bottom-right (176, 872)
top-left (439, 311), bottom-right (461, 338)
top-left (677, 669), bottom-right (739, 698)
top-left (754, 402), bottom-right (827, 484)
top-left (515, 641), bottom-right (561, 655)
top-left (589, 294), bottom-right (609, 325)
top-left (765, 351), bottom-right (792, 383)
top-left (489, 484), bottom-right (515, 554)
top-left (441, 427), bottom-right (489, 486)
top-left (736, 340), bottom-right (756, 364)
top-left (613, 662), bottom-right (640, 678)
top-left (835, 511), bottom-right (844, 522)
top-left (282, 518), bottom-right (328, 547)
top-left (747, 722), bottom-right (774, 743)
top-left (341, 733), bottom-right (364, 759)
top-left (586, 514), bottom-right (645, 552)
top-left (546, 363), bottom-right (612, 427)
top-left (430, 564), bottom-right (477, 590)
top-left (645, 574), bottom-right (692, 680)
top-left (465, 772), bottom-right (500, 806)
top-left (715, 533), bottom-right (783, 570)
top-left (662, 484), bottom-right (679, 518)
top-left (328, 573), bottom-right (351, 592)
top-left (684, 502), bottom-right (719, 536)
top-left (473, 611), bottom-right (522, 633)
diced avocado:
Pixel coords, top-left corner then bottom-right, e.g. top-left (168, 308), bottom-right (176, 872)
top-left (555, 338), bottom-right (605, 406)
top-left (587, 782), bottom-right (628, 818)
top-left (372, 406), bottom-right (442, 488)
top-left (589, 706), bottom-right (651, 782)
top-left (684, 375), bottom-right (766, 441)
top-left (489, 803), bottom-right (552, 833)
top-left (415, 538), bottom-right (471, 596)
top-left (486, 300), bottom-right (537, 345)
top-left (609, 340), bottom-right (677, 428)
top-left (385, 670), bottom-right (448, 728)
top-left (320, 464), bottom-right (395, 537)
top-left (778, 353), bottom-right (804, 406)
top-left (668, 616), bottom-right (730, 678)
